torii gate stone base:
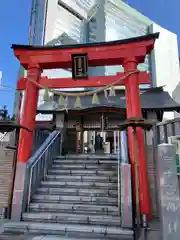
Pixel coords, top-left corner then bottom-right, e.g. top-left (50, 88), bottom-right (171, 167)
top-left (11, 33), bottom-right (159, 221)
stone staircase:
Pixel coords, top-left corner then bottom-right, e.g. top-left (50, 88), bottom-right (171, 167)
top-left (2, 155), bottom-right (134, 239)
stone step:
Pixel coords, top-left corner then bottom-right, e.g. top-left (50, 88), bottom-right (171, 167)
top-left (36, 187), bottom-right (118, 197)
top-left (53, 159), bottom-right (117, 165)
top-left (32, 194), bottom-right (117, 206)
top-left (45, 175), bottom-right (117, 183)
top-left (1, 235), bottom-right (133, 240)
top-left (0, 234), bottom-right (26, 240)
top-left (22, 212), bottom-right (121, 226)
top-left (56, 155), bottom-right (117, 160)
top-left (48, 169), bottom-right (117, 176)
top-left (0, 233), bottom-right (38, 240)
top-left (41, 180), bottom-right (117, 190)
top-left (29, 202), bottom-right (118, 216)
top-left (51, 164), bottom-right (117, 170)
top-left (3, 222), bottom-right (133, 239)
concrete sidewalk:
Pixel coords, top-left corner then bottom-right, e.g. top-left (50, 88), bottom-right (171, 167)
top-left (0, 219), bottom-right (8, 234)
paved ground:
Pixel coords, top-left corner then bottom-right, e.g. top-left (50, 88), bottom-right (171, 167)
top-left (0, 220), bottom-right (8, 234)
top-left (0, 218), bottom-right (161, 240)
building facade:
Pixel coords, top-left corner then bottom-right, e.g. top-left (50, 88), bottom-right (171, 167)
top-left (16, 0), bottom-right (180, 121)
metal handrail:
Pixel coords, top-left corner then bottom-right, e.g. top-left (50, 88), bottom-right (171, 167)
top-left (29, 133), bottom-right (59, 169)
top-left (32, 129), bottom-right (50, 154)
top-left (26, 130), bottom-right (61, 210)
top-left (27, 131), bottom-right (59, 167)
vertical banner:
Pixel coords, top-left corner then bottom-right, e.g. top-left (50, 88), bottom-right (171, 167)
top-left (76, 132), bottom-right (81, 154)
top-left (75, 120), bottom-right (82, 154)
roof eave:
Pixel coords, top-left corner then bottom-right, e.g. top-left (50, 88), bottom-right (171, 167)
top-left (11, 32), bottom-right (159, 51)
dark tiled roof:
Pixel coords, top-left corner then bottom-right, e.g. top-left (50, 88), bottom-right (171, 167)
top-left (0, 121), bottom-right (32, 133)
top-left (37, 86), bottom-right (180, 113)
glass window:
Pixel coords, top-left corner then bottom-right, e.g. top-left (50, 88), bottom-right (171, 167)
top-left (85, 1), bottom-right (150, 77)
top-left (29, 0), bottom-right (47, 45)
top-left (53, 5), bottom-right (81, 43)
top-left (104, 1), bottom-right (150, 76)
top-left (42, 4), bottom-right (82, 79)
top-left (59, 0), bottom-right (93, 12)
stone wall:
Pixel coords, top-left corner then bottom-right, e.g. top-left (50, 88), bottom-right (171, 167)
top-left (0, 146), bottom-right (15, 219)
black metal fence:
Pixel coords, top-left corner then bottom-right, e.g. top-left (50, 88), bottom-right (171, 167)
top-left (155, 118), bottom-right (180, 188)
top-left (156, 118), bottom-right (180, 144)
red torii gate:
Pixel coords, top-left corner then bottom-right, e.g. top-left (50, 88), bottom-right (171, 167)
top-left (12, 33), bottom-right (159, 219)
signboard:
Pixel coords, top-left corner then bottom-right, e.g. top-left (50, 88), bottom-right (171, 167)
top-left (72, 53), bottom-right (88, 80)
top-left (74, 121), bottom-right (81, 132)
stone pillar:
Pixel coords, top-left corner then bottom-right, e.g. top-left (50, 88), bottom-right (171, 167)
top-left (120, 131), bottom-right (128, 163)
top-left (56, 112), bottom-right (65, 153)
top-left (146, 112), bottom-right (159, 218)
top-left (117, 130), bottom-right (120, 157)
top-left (119, 130), bottom-right (133, 228)
top-left (114, 131), bottom-right (117, 154)
top-left (120, 163), bottom-right (133, 228)
top-left (157, 144), bottom-right (180, 239)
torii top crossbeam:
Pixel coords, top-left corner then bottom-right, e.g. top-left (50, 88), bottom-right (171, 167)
top-left (12, 32), bottom-right (159, 221)
top-left (12, 33), bottom-right (159, 69)
top-left (14, 33), bottom-right (159, 90)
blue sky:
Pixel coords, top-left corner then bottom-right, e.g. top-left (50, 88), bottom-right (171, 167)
top-left (0, 0), bottom-right (180, 114)
top-left (126, 0), bottom-right (180, 38)
top-left (0, 1), bottom-right (31, 114)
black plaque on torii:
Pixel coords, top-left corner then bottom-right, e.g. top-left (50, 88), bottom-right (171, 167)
top-left (72, 53), bottom-right (88, 80)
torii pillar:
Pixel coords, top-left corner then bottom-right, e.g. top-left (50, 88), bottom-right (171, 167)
top-left (12, 33), bottom-right (159, 220)
top-left (123, 57), bottom-right (151, 219)
top-left (17, 64), bottom-right (41, 162)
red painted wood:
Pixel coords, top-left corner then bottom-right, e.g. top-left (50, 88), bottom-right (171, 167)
top-left (17, 72), bottom-right (150, 90)
top-left (13, 35), bottom-right (158, 219)
top-left (13, 39), bottom-right (155, 70)
top-left (123, 58), bottom-right (151, 219)
top-left (17, 65), bottom-right (40, 163)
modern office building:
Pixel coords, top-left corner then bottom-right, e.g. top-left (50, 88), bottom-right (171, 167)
top-left (15, 0), bottom-right (180, 120)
